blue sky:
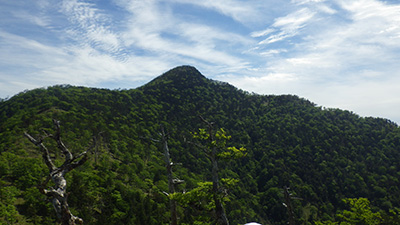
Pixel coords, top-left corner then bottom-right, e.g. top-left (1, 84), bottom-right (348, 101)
top-left (1, 0), bottom-right (400, 124)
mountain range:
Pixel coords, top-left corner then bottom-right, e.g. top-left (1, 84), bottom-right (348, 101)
top-left (1, 66), bottom-right (400, 224)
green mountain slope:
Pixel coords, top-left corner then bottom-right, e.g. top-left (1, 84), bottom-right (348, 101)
top-left (1, 66), bottom-right (400, 224)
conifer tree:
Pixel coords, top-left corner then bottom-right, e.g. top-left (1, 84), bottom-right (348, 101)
top-left (190, 116), bottom-right (246, 225)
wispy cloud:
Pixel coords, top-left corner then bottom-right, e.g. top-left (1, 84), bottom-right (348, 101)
top-left (1, 0), bottom-right (254, 96)
top-left (292, 0), bottom-right (326, 5)
top-left (1, 0), bottom-right (400, 123)
top-left (60, 0), bottom-right (122, 54)
top-left (11, 10), bottom-right (50, 27)
top-left (118, 0), bottom-right (251, 68)
top-left (256, 8), bottom-right (316, 45)
top-left (250, 28), bottom-right (275, 38)
top-left (169, 0), bottom-right (260, 24)
top-left (226, 0), bottom-right (400, 122)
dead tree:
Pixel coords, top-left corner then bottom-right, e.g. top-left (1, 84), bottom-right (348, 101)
top-left (160, 127), bottom-right (183, 225)
top-left (283, 186), bottom-right (302, 225)
top-left (141, 126), bottom-right (183, 225)
top-left (24, 119), bottom-right (88, 225)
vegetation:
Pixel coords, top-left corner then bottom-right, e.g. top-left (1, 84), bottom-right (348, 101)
top-left (178, 120), bottom-right (246, 225)
top-left (316, 197), bottom-right (400, 224)
top-left (1, 66), bottom-right (400, 224)
top-left (24, 119), bottom-right (88, 225)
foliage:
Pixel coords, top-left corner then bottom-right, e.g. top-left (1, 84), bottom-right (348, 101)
top-left (316, 197), bottom-right (400, 225)
top-left (192, 127), bottom-right (246, 160)
top-left (190, 124), bottom-right (245, 224)
top-left (338, 198), bottom-right (382, 225)
top-left (0, 66), bottom-right (400, 224)
top-left (171, 182), bottom-right (214, 210)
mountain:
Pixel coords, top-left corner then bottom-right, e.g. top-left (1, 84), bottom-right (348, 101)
top-left (1, 66), bottom-right (400, 224)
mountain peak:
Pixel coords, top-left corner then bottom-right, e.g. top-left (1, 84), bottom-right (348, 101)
top-left (142, 65), bottom-right (208, 89)
top-left (166, 65), bottom-right (201, 75)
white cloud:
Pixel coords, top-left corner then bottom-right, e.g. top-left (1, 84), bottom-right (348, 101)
top-left (118, 0), bottom-right (251, 69)
top-left (60, 0), bottom-right (122, 54)
top-left (257, 8), bottom-right (316, 45)
top-left (1, 0), bottom-right (400, 123)
top-left (169, 0), bottom-right (260, 24)
top-left (223, 68), bottom-right (400, 123)
top-left (255, 0), bottom-right (400, 79)
top-left (338, 0), bottom-right (400, 47)
top-left (0, 31), bottom-right (67, 68)
top-left (292, 0), bottom-right (326, 4)
top-left (250, 28), bottom-right (275, 38)
top-left (259, 49), bottom-right (287, 56)
top-left (306, 77), bottom-right (400, 122)
top-left (223, 0), bottom-right (400, 123)
top-left (0, 29), bottom-right (169, 96)
top-left (273, 8), bottom-right (315, 27)
top-left (316, 4), bottom-right (337, 14)
top-left (11, 10), bottom-right (51, 27)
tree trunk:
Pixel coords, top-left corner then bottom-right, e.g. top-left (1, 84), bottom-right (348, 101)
top-left (201, 116), bottom-right (229, 225)
top-left (284, 186), bottom-right (295, 225)
top-left (212, 152), bottom-right (229, 225)
top-left (25, 119), bottom-right (88, 225)
top-left (162, 132), bottom-right (178, 225)
top-left (160, 127), bottom-right (183, 225)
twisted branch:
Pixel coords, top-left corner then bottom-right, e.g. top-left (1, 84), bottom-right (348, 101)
top-left (24, 120), bottom-right (88, 225)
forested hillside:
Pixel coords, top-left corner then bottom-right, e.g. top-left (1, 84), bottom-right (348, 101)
top-left (1, 66), bottom-right (400, 224)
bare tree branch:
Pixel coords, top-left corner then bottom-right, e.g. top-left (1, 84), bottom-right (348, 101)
top-left (52, 119), bottom-right (73, 163)
top-left (24, 132), bottom-right (56, 171)
top-left (25, 120), bottom-right (87, 225)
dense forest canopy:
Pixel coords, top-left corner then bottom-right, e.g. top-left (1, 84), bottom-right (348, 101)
top-left (1, 66), bottom-right (400, 224)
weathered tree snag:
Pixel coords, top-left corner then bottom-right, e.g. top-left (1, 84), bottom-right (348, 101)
top-left (283, 186), bottom-right (302, 225)
top-left (142, 126), bottom-right (183, 225)
top-left (199, 116), bottom-right (229, 225)
top-left (24, 119), bottom-right (88, 225)
top-left (283, 186), bottom-right (295, 225)
top-left (160, 127), bottom-right (179, 225)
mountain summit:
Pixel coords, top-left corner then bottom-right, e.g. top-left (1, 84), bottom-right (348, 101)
top-left (1, 65), bottom-right (400, 224)
top-left (141, 65), bottom-right (209, 90)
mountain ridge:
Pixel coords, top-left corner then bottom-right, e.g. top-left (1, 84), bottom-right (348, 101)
top-left (1, 66), bottom-right (400, 224)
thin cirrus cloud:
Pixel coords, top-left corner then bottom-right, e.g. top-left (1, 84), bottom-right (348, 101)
top-left (0, 0), bottom-right (399, 124)
top-left (258, 8), bottom-right (316, 45)
top-left (60, 0), bottom-right (123, 55)
top-left (118, 0), bottom-right (250, 66)
top-left (225, 0), bottom-right (400, 123)
top-left (168, 0), bottom-right (262, 24)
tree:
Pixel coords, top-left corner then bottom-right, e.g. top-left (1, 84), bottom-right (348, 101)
top-left (142, 125), bottom-right (184, 225)
top-left (316, 198), bottom-right (383, 225)
top-left (190, 116), bottom-right (246, 225)
top-left (160, 126), bottom-right (183, 225)
top-left (24, 119), bottom-right (89, 225)
top-left (283, 186), bottom-right (299, 225)
top-left (337, 198), bottom-right (382, 225)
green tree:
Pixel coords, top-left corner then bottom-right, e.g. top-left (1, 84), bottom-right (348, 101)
top-left (316, 198), bottom-right (383, 225)
top-left (185, 117), bottom-right (246, 225)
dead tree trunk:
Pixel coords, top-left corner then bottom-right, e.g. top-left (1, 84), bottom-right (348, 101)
top-left (283, 186), bottom-right (302, 225)
top-left (24, 119), bottom-right (88, 225)
top-left (283, 186), bottom-right (295, 225)
top-left (142, 126), bottom-right (183, 225)
top-left (160, 127), bottom-right (179, 225)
